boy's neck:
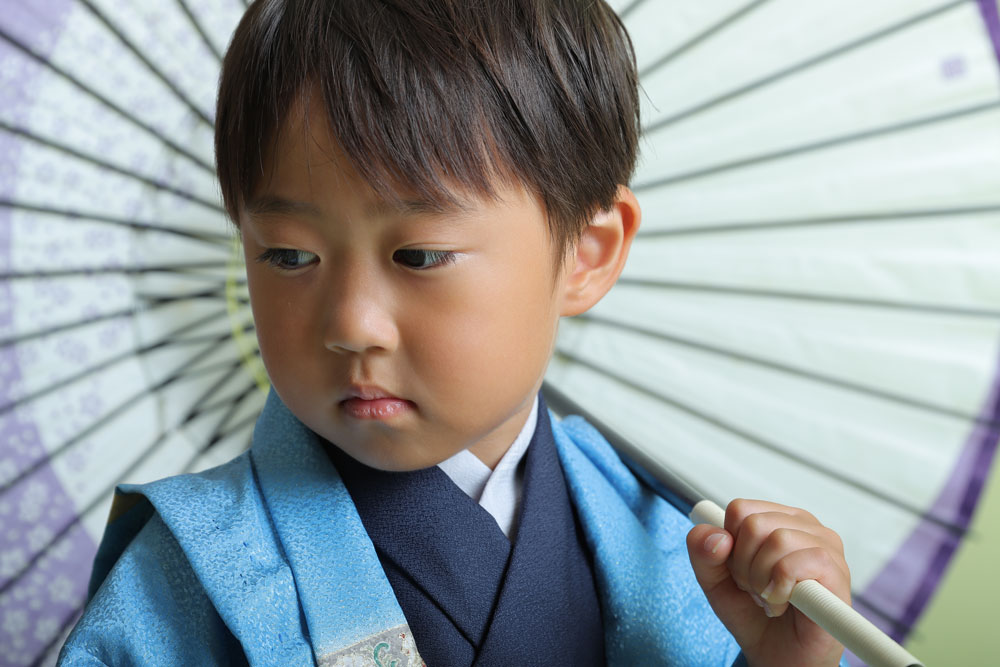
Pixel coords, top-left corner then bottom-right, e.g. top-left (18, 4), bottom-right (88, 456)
top-left (436, 395), bottom-right (539, 538)
top-left (465, 394), bottom-right (542, 469)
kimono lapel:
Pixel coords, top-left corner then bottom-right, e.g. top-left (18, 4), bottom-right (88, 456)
top-left (551, 414), bottom-right (742, 666)
top-left (474, 395), bottom-right (605, 666)
top-left (250, 390), bottom-right (422, 666)
top-left (112, 455), bottom-right (317, 666)
top-left (328, 444), bottom-right (513, 665)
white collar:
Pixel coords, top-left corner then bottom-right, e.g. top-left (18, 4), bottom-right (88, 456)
top-left (436, 396), bottom-right (539, 538)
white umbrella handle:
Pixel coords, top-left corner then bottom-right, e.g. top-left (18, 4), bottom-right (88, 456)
top-left (690, 500), bottom-right (924, 667)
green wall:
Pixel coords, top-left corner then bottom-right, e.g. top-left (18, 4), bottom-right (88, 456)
top-left (904, 457), bottom-right (1000, 665)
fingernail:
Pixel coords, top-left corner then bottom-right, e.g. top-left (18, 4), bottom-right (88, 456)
top-left (750, 593), bottom-right (765, 608)
top-left (703, 533), bottom-right (726, 554)
top-left (763, 601), bottom-right (776, 618)
top-left (760, 580), bottom-right (775, 602)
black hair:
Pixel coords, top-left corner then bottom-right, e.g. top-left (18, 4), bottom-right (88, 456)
top-left (215, 0), bottom-right (640, 255)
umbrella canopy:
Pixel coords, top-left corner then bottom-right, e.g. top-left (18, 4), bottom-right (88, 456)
top-left (549, 1), bottom-right (1000, 660)
top-left (1, 0), bottom-right (998, 664)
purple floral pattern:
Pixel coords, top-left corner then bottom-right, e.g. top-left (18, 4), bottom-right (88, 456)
top-left (2, 2), bottom-right (93, 664)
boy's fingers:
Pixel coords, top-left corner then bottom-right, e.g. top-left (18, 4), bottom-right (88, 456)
top-left (686, 523), bottom-right (735, 591)
top-left (754, 546), bottom-right (851, 619)
top-left (688, 524), bottom-right (767, 637)
top-left (747, 528), bottom-right (850, 603)
top-left (723, 498), bottom-right (816, 539)
top-left (726, 500), bottom-right (847, 593)
top-left (730, 512), bottom-right (844, 594)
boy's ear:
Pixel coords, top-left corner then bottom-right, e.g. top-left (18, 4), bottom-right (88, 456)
top-left (560, 185), bottom-right (641, 317)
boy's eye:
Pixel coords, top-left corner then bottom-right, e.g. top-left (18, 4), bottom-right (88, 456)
top-left (256, 248), bottom-right (318, 270)
top-left (392, 249), bottom-right (456, 270)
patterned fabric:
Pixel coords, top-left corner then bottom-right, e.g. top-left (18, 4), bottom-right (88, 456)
top-left (59, 388), bottom-right (749, 665)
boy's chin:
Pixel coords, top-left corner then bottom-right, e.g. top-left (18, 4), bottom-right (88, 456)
top-left (324, 440), bottom-right (454, 473)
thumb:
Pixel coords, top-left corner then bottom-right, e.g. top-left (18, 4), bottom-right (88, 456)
top-left (686, 523), bottom-right (735, 596)
top-left (687, 524), bottom-right (767, 647)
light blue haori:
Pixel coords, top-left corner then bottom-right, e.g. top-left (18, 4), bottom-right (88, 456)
top-left (60, 389), bottom-right (748, 665)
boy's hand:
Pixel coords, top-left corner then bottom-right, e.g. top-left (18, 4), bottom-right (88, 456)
top-left (686, 499), bottom-right (850, 667)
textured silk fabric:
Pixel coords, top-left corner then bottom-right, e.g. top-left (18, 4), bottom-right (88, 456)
top-left (553, 416), bottom-right (740, 665)
top-left (62, 453), bottom-right (314, 665)
top-left (59, 388), bottom-right (755, 665)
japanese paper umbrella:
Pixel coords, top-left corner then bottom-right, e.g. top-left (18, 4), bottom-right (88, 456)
top-left (1, 0), bottom-right (999, 665)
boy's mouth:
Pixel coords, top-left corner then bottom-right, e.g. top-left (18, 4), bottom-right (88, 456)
top-left (340, 386), bottom-right (415, 420)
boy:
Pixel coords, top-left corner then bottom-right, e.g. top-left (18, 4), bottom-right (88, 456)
top-left (60, 0), bottom-right (851, 665)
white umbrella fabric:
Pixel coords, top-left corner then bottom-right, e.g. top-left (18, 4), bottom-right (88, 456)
top-left (2, 1), bottom-right (255, 664)
top-left (550, 1), bottom-right (1000, 659)
top-left (1, 0), bottom-right (998, 664)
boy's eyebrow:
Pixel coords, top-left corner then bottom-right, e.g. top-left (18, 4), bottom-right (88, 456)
top-left (245, 195), bottom-right (472, 220)
top-left (244, 196), bottom-right (323, 220)
top-left (365, 197), bottom-right (466, 218)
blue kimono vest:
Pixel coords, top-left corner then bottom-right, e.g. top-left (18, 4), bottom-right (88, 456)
top-left (59, 389), bottom-right (744, 666)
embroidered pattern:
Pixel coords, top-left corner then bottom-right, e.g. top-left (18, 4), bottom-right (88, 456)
top-left (319, 625), bottom-right (425, 667)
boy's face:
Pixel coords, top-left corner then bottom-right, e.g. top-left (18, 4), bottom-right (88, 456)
top-left (240, 99), bottom-right (570, 471)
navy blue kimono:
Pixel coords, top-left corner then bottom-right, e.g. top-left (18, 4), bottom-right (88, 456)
top-left (327, 394), bottom-right (605, 665)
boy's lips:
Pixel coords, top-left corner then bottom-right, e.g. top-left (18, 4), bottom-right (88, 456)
top-left (339, 386), bottom-right (415, 420)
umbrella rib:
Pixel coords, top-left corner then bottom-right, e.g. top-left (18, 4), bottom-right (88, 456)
top-left (0, 289), bottom-right (228, 349)
top-left (0, 261), bottom-right (232, 280)
top-left (29, 606), bottom-right (83, 667)
top-left (141, 272), bottom-right (243, 286)
top-left (0, 331), bottom-right (220, 425)
top-left (616, 0), bottom-right (650, 21)
top-left (613, 277), bottom-right (1000, 319)
top-left (175, 0), bottom-right (224, 63)
top-left (633, 99), bottom-right (1000, 191)
top-left (136, 288), bottom-right (249, 312)
top-left (636, 0), bottom-right (772, 79)
top-left (0, 121), bottom-right (224, 213)
top-left (851, 591), bottom-right (920, 640)
top-left (0, 269), bottom-right (243, 286)
top-left (154, 328), bottom-right (252, 349)
top-left (77, 0), bottom-right (214, 127)
top-left (640, 0), bottom-right (968, 135)
top-left (552, 348), bottom-right (966, 535)
top-left (636, 203), bottom-right (1000, 238)
top-left (0, 28), bottom-right (216, 174)
top-left (183, 412), bottom-right (261, 473)
top-left (0, 199), bottom-right (231, 245)
top-left (192, 379), bottom-right (261, 420)
top-left (183, 385), bottom-right (265, 470)
top-left (574, 312), bottom-right (997, 428)
top-left (137, 286), bottom-right (232, 306)
top-left (0, 307), bottom-right (231, 419)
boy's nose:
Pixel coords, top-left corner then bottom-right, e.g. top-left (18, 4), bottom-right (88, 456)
top-left (322, 267), bottom-right (399, 355)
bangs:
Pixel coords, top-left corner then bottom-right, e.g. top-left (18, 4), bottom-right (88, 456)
top-left (216, 0), bottom-right (639, 253)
